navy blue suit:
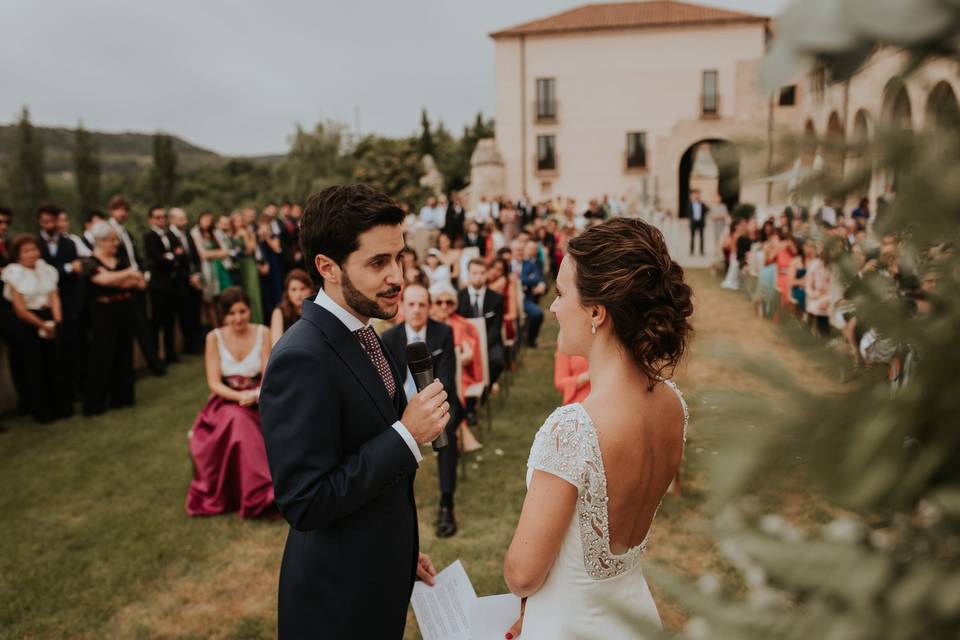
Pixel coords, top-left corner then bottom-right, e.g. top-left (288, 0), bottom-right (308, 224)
top-left (260, 299), bottom-right (419, 639)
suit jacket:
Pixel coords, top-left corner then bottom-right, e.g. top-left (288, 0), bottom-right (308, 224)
top-left (457, 287), bottom-right (504, 350)
top-left (443, 204), bottom-right (465, 240)
top-left (686, 201), bottom-right (710, 226)
top-left (143, 228), bottom-right (187, 291)
top-left (38, 233), bottom-right (79, 312)
top-left (172, 226), bottom-right (201, 275)
top-left (381, 319), bottom-right (463, 427)
top-left (260, 300), bottom-right (419, 639)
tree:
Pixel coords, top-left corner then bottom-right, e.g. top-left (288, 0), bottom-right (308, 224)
top-left (4, 106), bottom-right (48, 216)
top-left (149, 133), bottom-right (178, 205)
top-left (352, 135), bottom-right (429, 206)
top-left (631, 3), bottom-right (960, 638)
top-left (74, 121), bottom-right (101, 212)
top-left (274, 120), bottom-right (351, 203)
top-left (418, 108), bottom-right (434, 159)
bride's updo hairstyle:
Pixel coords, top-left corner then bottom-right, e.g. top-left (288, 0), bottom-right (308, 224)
top-left (565, 218), bottom-right (693, 386)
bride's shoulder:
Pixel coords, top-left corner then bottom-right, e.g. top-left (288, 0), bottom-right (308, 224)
top-left (535, 403), bottom-right (588, 436)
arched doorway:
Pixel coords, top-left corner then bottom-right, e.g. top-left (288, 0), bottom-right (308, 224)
top-left (926, 81), bottom-right (960, 129)
top-left (677, 139), bottom-right (740, 217)
top-left (826, 111), bottom-right (844, 175)
top-left (882, 80), bottom-right (913, 192)
top-left (849, 109), bottom-right (872, 198)
top-left (801, 119), bottom-right (818, 168)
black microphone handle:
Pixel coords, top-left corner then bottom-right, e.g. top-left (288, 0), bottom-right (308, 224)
top-left (411, 368), bottom-right (449, 450)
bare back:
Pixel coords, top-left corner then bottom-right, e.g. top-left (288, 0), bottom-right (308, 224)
top-left (582, 380), bottom-right (686, 553)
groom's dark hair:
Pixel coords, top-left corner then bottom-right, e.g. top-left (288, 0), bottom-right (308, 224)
top-left (299, 184), bottom-right (405, 288)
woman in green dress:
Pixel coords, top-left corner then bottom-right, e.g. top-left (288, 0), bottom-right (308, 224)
top-left (229, 211), bottom-right (264, 325)
top-left (191, 212), bottom-right (233, 328)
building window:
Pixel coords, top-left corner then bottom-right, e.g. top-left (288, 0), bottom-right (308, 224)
top-left (536, 78), bottom-right (557, 121)
top-left (626, 132), bottom-right (647, 169)
top-left (779, 85), bottom-right (797, 106)
top-left (536, 135), bottom-right (556, 171)
top-left (701, 70), bottom-right (719, 115)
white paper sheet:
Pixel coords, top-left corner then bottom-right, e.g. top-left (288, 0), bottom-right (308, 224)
top-left (411, 560), bottom-right (522, 640)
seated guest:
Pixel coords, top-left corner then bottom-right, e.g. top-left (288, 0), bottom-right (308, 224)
top-left (81, 222), bottom-right (144, 416)
top-left (186, 287), bottom-right (275, 518)
top-left (382, 283), bottom-right (462, 538)
top-left (401, 246), bottom-right (427, 287)
top-left (422, 248), bottom-right (452, 288)
top-left (457, 258), bottom-right (505, 386)
top-left (487, 257), bottom-right (518, 346)
top-left (436, 232), bottom-right (461, 284)
top-left (520, 240), bottom-right (547, 348)
top-left (0, 234), bottom-right (73, 422)
top-left (554, 348), bottom-right (590, 405)
top-left (270, 268), bottom-right (312, 347)
top-left (429, 282), bottom-right (483, 453)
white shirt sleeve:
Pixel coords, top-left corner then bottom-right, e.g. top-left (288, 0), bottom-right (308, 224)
top-left (391, 420), bottom-right (423, 464)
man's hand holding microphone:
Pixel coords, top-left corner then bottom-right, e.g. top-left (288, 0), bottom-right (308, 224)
top-left (401, 379), bottom-right (449, 447)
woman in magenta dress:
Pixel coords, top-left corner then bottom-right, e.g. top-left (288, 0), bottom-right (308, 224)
top-left (186, 286), bottom-right (275, 518)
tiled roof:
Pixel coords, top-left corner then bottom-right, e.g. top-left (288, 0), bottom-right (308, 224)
top-left (490, 1), bottom-right (768, 39)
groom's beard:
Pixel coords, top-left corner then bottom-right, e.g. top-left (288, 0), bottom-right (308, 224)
top-left (342, 269), bottom-right (400, 320)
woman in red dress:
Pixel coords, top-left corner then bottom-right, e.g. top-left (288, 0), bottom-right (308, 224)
top-left (554, 349), bottom-right (591, 405)
top-left (186, 286), bottom-right (275, 518)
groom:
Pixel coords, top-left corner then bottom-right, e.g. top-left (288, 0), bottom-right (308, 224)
top-left (260, 185), bottom-right (451, 639)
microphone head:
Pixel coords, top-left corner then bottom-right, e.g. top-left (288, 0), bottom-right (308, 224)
top-left (406, 341), bottom-right (433, 374)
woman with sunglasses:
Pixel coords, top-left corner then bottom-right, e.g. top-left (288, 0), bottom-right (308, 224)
top-left (429, 282), bottom-right (483, 452)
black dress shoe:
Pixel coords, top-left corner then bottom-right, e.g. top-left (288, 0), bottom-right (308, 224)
top-left (436, 507), bottom-right (457, 538)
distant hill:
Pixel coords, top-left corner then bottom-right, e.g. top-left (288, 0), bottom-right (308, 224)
top-left (0, 124), bottom-right (278, 177)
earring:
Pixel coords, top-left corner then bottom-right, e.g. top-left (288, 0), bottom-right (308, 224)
top-left (591, 323), bottom-right (597, 335)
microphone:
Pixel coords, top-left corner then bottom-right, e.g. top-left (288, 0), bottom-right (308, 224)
top-left (406, 340), bottom-right (449, 451)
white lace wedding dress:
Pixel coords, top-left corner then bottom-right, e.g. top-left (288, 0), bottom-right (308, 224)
top-left (520, 380), bottom-right (688, 639)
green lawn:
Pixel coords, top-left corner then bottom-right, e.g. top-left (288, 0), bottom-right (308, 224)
top-left (0, 270), bottom-right (832, 639)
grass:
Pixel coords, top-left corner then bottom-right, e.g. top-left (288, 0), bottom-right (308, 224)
top-left (0, 269), bottom-right (836, 639)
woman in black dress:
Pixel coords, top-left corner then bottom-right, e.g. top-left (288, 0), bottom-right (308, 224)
top-left (82, 221), bottom-right (147, 416)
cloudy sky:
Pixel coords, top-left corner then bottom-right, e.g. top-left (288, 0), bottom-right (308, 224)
top-left (0, 0), bottom-right (789, 156)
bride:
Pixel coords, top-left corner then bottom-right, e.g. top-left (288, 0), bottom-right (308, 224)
top-left (503, 218), bottom-right (693, 639)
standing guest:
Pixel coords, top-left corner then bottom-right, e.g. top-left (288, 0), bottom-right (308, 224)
top-left (383, 283), bottom-right (462, 538)
top-left (186, 287), bottom-right (275, 518)
top-left (1, 234), bottom-right (73, 422)
top-left (0, 206), bottom-right (29, 413)
top-left (487, 257), bottom-right (518, 346)
top-left (805, 242), bottom-right (833, 336)
top-left (58, 209), bottom-right (91, 258)
top-left (483, 220), bottom-right (505, 256)
top-left (143, 206), bottom-right (186, 365)
top-left (230, 211), bottom-right (264, 325)
top-left (851, 198), bottom-right (871, 231)
top-left (458, 258), bottom-right (505, 387)
top-left (500, 201), bottom-right (519, 243)
top-left (463, 219), bottom-right (485, 255)
top-left (428, 282), bottom-right (483, 452)
top-left (168, 208), bottom-right (204, 354)
top-left (436, 232), bottom-right (461, 284)
top-left (789, 240), bottom-right (810, 317)
top-left (277, 202), bottom-right (303, 277)
top-left (687, 189), bottom-right (709, 256)
top-left (775, 233), bottom-right (798, 311)
top-left (81, 222), bottom-right (142, 416)
top-left (422, 248), bottom-right (452, 288)
top-left (214, 214), bottom-right (239, 285)
top-left (80, 210), bottom-right (106, 253)
top-left (444, 195), bottom-right (466, 242)
top-left (520, 240), bottom-right (547, 348)
top-left (476, 196), bottom-right (493, 224)
top-left (107, 195), bottom-right (166, 376)
top-left (257, 214), bottom-right (283, 322)
top-left (554, 349), bottom-right (590, 405)
top-left (191, 211), bottom-right (231, 330)
top-left (270, 268), bottom-right (312, 347)
top-left (816, 198), bottom-right (839, 228)
top-left (37, 204), bottom-right (82, 398)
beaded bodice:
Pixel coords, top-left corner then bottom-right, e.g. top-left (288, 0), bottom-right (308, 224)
top-left (526, 380), bottom-right (688, 581)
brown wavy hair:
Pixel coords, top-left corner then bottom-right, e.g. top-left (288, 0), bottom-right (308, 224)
top-left (278, 268), bottom-right (313, 327)
top-left (565, 218), bottom-right (693, 388)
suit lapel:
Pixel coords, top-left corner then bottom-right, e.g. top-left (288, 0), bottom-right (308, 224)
top-left (300, 303), bottom-right (397, 424)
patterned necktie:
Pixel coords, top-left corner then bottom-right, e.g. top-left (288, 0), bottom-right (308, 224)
top-left (354, 326), bottom-right (397, 399)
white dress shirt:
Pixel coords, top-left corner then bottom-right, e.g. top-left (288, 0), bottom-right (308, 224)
top-left (466, 285), bottom-right (486, 316)
top-left (313, 288), bottom-right (423, 464)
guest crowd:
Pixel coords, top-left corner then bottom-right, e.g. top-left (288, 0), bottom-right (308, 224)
top-left (717, 195), bottom-right (948, 385)
top-left (0, 190), bottom-right (623, 531)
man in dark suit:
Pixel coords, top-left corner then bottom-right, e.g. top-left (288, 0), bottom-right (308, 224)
top-left (168, 207), bottom-right (204, 354)
top-left (37, 204), bottom-right (81, 397)
top-left (458, 257), bottom-right (505, 385)
top-left (687, 188), bottom-right (710, 256)
top-left (443, 194), bottom-right (466, 242)
top-left (382, 283), bottom-right (462, 538)
top-left (143, 206), bottom-right (186, 365)
top-left (260, 185), bottom-right (449, 639)
top-left (108, 195), bottom-right (165, 375)
top-left (0, 206), bottom-right (28, 414)
top-left (462, 219), bottom-right (486, 256)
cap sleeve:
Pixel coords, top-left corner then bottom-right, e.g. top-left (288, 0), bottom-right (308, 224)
top-left (526, 405), bottom-right (589, 492)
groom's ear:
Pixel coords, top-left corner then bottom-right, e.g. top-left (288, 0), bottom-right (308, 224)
top-left (315, 253), bottom-right (340, 286)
